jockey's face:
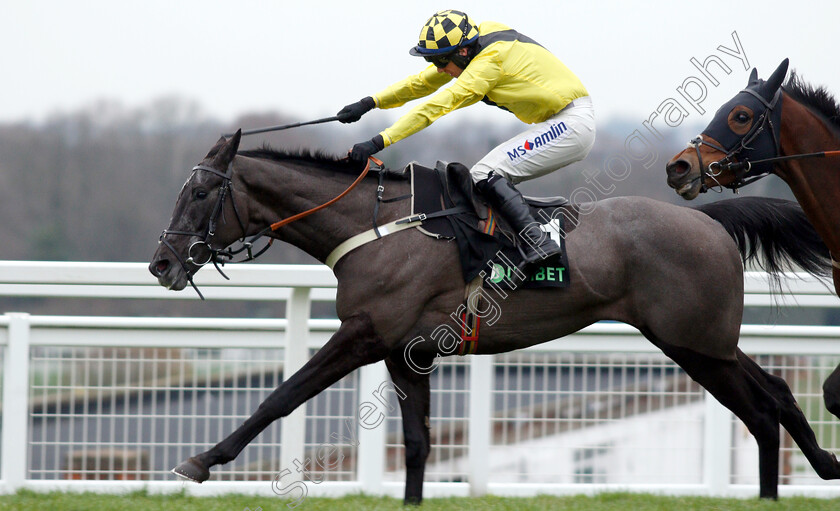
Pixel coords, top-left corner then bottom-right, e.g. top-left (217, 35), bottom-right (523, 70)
top-left (435, 47), bottom-right (469, 78)
top-left (437, 61), bottom-right (463, 78)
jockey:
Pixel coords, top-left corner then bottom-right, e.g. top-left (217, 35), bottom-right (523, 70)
top-left (338, 9), bottom-right (595, 273)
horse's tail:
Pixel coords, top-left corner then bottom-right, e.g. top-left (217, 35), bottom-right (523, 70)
top-left (695, 197), bottom-right (831, 281)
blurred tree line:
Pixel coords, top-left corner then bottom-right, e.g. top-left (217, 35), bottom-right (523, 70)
top-left (0, 96), bottom-right (805, 319)
top-left (0, 96), bottom-right (796, 264)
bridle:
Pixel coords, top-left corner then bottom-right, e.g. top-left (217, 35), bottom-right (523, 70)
top-left (158, 162), bottom-right (251, 299)
top-left (687, 86), bottom-right (840, 271)
top-left (158, 157), bottom-right (377, 299)
top-left (689, 88), bottom-right (782, 194)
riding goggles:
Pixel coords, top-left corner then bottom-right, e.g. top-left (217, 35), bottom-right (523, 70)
top-left (424, 54), bottom-right (452, 68)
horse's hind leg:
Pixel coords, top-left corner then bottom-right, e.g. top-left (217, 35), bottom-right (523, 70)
top-left (736, 349), bottom-right (840, 480)
top-left (651, 340), bottom-right (781, 499)
top-left (385, 355), bottom-right (432, 506)
top-left (172, 313), bottom-right (390, 482)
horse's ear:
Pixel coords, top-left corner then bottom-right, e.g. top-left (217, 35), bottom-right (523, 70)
top-left (204, 136), bottom-right (228, 159)
top-left (763, 58), bottom-right (789, 96)
top-left (210, 129), bottom-right (242, 168)
top-left (747, 68), bottom-right (759, 85)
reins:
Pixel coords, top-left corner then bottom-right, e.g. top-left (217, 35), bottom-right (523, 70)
top-left (269, 156), bottom-right (381, 231)
top-left (712, 150), bottom-right (840, 176)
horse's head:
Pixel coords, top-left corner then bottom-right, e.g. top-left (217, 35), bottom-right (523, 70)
top-left (149, 130), bottom-right (247, 294)
top-left (666, 59), bottom-right (789, 199)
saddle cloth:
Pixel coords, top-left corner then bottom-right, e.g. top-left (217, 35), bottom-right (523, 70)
top-left (407, 161), bottom-right (578, 290)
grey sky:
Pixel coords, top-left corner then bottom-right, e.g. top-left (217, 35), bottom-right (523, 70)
top-left (6, 0), bottom-right (839, 133)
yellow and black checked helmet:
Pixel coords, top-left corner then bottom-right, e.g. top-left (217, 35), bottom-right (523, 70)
top-left (409, 10), bottom-right (479, 56)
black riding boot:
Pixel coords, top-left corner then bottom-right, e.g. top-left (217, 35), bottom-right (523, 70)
top-left (478, 174), bottom-right (562, 273)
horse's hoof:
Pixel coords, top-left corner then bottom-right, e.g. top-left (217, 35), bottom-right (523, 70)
top-left (171, 456), bottom-right (210, 483)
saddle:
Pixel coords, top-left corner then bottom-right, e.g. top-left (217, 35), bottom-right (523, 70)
top-left (406, 161), bottom-right (579, 289)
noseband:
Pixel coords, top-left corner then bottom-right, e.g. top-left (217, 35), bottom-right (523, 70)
top-left (690, 88), bottom-right (782, 193)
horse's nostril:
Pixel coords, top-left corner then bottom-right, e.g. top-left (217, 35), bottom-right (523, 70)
top-left (153, 259), bottom-right (170, 276)
top-left (667, 159), bottom-right (691, 176)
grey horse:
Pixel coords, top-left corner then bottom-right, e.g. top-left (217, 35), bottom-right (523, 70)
top-left (150, 131), bottom-right (840, 502)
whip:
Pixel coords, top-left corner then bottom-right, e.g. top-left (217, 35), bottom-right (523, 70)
top-left (223, 115), bottom-right (342, 137)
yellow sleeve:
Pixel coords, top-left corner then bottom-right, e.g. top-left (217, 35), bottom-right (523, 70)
top-left (377, 54), bottom-right (503, 147)
top-left (373, 65), bottom-right (453, 109)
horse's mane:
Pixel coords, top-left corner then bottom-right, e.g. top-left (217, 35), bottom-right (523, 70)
top-left (783, 71), bottom-right (840, 131)
top-left (237, 145), bottom-right (366, 175)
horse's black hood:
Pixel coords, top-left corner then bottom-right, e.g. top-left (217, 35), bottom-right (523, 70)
top-left (701, 59), bottom-right (788, 177)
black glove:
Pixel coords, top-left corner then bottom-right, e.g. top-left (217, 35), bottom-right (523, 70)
top-left (350, 135), bottom-right (385, 163)
top-left (337, 97), bottom-right (375, 123)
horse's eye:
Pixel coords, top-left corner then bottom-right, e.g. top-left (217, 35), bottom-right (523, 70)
top-left (194, 189), bottom-right (208, 200)
top-left (734, 111), bottom-right (751, 124)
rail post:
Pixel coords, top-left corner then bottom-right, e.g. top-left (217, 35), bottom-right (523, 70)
top-left (703, 391), bottom-right (733, 495)
top-left (2, 313), bottom-right (31, 488)
top-left (280, 288), bottom-right (311, 480)
top-left (468, 355), bottom-right (493, 495)
top-left (357, 361), bottom-right (388, 494)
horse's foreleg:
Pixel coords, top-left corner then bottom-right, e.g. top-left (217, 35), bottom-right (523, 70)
top-left (822, 363), bottom-right (840, 420)
top-left (172, 313), bottom-right (389, 482)
top-left (385, 355), bottom-right (432, 506)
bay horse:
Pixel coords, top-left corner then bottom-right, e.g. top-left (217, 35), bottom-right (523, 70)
top-left (150, 130), bottom-right (840, 502)
top-left (665, 58), bottom-right (840, 419)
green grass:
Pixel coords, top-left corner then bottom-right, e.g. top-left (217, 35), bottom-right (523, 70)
top-left (1, 490), bottom-right (840, 511)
